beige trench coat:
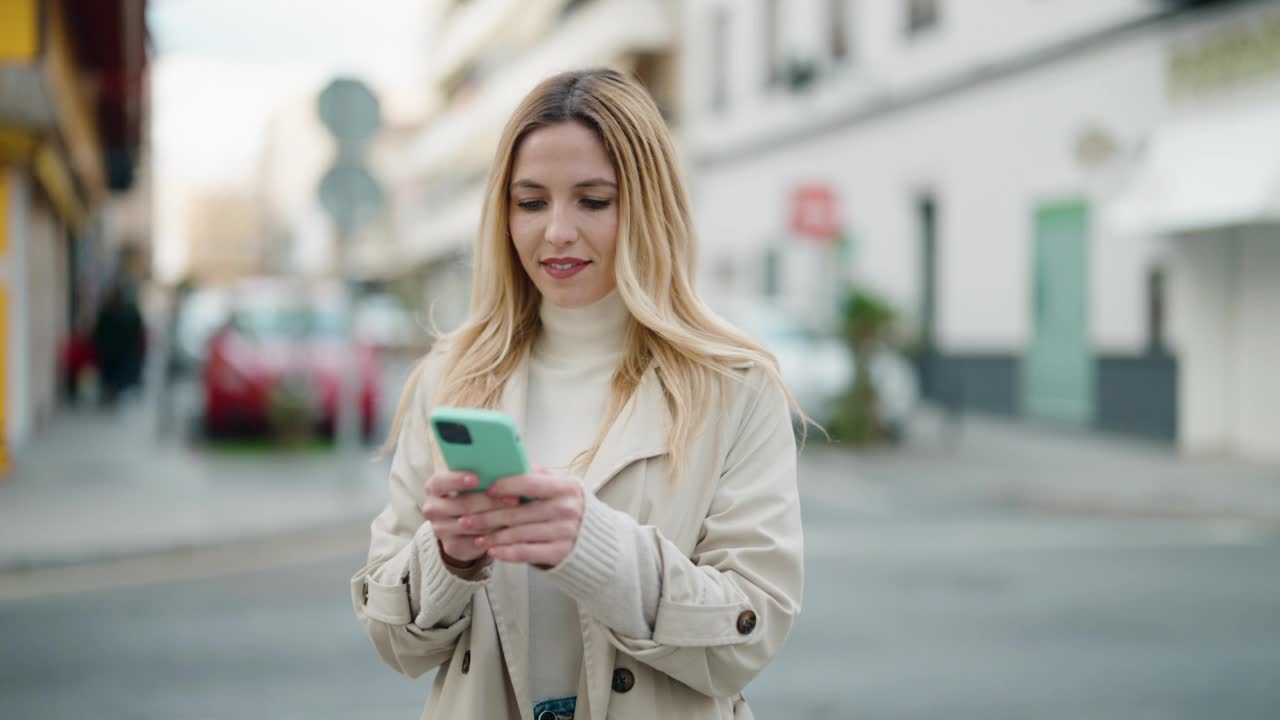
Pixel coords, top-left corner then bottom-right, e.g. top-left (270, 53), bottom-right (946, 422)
top-left (351, 351), bottom-right (804, 719)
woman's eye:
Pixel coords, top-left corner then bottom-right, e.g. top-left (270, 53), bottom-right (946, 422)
top-left (515, 199), bottom-right (546, 211)
top-left (581, 198), bottom-right (612, 210)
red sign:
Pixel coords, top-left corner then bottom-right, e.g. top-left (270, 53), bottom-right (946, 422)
top-left (790, 184), bottom-right (841, 242)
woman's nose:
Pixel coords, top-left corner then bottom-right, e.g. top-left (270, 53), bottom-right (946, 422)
top-left (545, 207), bottom-right (577, 246)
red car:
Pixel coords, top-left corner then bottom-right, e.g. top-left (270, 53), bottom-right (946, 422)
top-left (201, 283), bottom-right (381, 440)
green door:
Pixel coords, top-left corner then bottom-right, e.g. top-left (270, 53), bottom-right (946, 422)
top-left (1025, 201), bottom-right (1094, 425)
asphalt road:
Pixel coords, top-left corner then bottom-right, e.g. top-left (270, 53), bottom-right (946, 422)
top-left (2, 461), bottom-right (1278, 719)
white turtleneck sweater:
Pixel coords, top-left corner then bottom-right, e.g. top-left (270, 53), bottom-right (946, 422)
top-left (525, 290), bottom-right (660, 704)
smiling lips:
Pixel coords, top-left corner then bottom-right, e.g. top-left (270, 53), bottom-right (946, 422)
top-left (541, 257), bottom-right (591, 279)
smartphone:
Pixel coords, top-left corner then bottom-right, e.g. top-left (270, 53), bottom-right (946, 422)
top-left (429, 407), bottom-right (530, 492)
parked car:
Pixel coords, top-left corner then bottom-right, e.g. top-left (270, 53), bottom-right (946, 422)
top-left (353, 293), bottom-right (422, 353)
top-left (171, 285), bottom-right (231, 378)
top-left (201, 279), bottom-right (381, 440)
top-left (716, 300), bottom-right (918, 437)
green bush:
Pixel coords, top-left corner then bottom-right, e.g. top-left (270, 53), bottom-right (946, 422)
top-left (828, 289), bottom-right (896, 446)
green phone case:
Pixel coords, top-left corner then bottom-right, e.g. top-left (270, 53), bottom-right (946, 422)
top-left (429, 407), bottom-right (530, 492)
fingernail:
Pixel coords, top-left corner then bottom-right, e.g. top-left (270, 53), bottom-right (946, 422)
top-left (465, 474), bottom-right (478, 486)
top-left (474, 536), bottom-right (487, 547)
top-left (458, 516), bottom-right (470, 529)
top-left (503, 497), bottom-right (519, 506)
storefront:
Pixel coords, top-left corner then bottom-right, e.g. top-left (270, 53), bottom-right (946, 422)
top-left (1106, 8), bottom-right (1280, 462)
top-left (0, 0), bottom-right (147, 466)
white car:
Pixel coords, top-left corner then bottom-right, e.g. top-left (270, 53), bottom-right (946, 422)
top-left (353, 294), bottom-right (422, 352)
top-left (716, 301), bottom-right (918, 437)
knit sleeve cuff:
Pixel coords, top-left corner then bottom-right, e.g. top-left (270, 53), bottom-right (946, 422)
top-left (546, 491), bottom-right (621, 603)
top-left (411, 521), bottom-right (490, 629)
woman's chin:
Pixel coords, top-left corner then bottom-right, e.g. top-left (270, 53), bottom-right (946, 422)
top-left (539, 284), bottom-right (612, 309)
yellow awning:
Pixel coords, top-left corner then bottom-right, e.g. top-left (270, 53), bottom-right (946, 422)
top-left (0, 0), bottom-right (39, 63)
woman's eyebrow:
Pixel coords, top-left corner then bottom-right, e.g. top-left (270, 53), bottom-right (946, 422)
top-left (574, 178), bottom-right (617, 189)
top-left (509, 178), bottom-right (617, 191)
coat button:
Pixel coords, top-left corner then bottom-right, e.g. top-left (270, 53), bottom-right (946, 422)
top-left (461, 650), bottom-right (471, 674)
top-left (736, 610), bottom-right (757, 635)
top-left (611, 667), bottom-right (635, 693)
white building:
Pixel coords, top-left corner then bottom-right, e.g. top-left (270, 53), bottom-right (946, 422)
top-left (680, 0), bottom-right (1280, 461)
top-left (388, 0), bottom-right (679, 332)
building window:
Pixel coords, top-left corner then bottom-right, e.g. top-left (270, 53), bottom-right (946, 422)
top-left (917, 193), bottom-right (938, 350)
top-left (764, 0), bottom-right (781, 87)
top-left (763, 246), bottom-right (781, 298)
top-left (830, 0), bottom-right (850, 62)
top-left (904, 0), bottom-right (939, 36)
top-left (710, 7), bottom-right (730, 111)
top-left (1146, 266), bottom-right (1167, 352)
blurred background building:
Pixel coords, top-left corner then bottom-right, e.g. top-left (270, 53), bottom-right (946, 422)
top-left (681, 0), bottom-right (1280, 462)
top-left (1, 0), bottom-right (1277, 465)
top-left (0, 0), bottom-right (149, 460)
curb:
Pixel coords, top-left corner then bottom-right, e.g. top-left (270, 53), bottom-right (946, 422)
top-left (0, 517), bottom-right (374, 576)
top-left (1002, 489), bottom-right (1280, 528)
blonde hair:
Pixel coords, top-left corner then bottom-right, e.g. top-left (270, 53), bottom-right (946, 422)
top-left (386, 68), bottom-right (814, 475)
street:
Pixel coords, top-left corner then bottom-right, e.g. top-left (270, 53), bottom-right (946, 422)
top-left (3, 452), bottom-right (1277, 719)
top-left (5, 2), bottom-right (1280, 719)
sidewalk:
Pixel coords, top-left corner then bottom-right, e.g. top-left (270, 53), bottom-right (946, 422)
top-left (805, 407), bottom-right (1280, 526)
top-left (0, 399), bottom-right (391, 573)
top-left (4, 395), bottom-right (1277, 573)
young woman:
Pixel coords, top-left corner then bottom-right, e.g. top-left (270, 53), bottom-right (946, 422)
top-left (352, 68), bottom-right (806, 720)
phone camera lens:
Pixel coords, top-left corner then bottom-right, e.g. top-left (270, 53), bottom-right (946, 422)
top-left (435, 421), bottom-right (472, 445)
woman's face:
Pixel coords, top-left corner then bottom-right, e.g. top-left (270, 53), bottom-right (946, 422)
top-left (508, 121), bottom-right (619, 308)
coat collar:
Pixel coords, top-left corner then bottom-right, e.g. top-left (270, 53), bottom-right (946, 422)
top-left (499, 351), bottom-right (671, 496)
top-left (582, 366), bottom-right (670, 495)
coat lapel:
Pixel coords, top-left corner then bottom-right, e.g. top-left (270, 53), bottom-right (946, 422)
top-left (576, 368), bottom-right (669, 719)
top-left (490, 354), bottom-right (532, 718)
top-left (488, 357), bottom-right (670, 719)
top-left (582, 366), bottom-right (671, 496)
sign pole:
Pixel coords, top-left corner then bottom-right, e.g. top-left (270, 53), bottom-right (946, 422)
top-left (337, 225), bottom-right (361, 457)
top-left (316, 77), bottom-right (383, 464)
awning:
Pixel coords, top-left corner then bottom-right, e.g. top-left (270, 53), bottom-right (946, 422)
top-left (1105, 101), bottom-right (1280, 237)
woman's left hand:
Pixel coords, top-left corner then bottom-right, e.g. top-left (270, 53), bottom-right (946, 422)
top-left (458, 466), bottom-right (585, 568)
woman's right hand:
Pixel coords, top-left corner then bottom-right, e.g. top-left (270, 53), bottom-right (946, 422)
top-left (422, 471), bottom-right (520, 566)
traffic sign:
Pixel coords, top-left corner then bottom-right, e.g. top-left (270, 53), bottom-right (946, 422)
top-left (319, 159), bottom-right (384, 231)
top-left (317, 78), bottom-right (382, 148)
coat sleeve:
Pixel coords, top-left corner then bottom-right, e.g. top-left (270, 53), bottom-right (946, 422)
top-left (350, 356), bottom-right (491, 679)
top-left (548, 368), bottom-right (804, 698)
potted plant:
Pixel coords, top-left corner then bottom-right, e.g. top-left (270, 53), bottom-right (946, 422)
top-left (829, 289), bottom-right (896, 446)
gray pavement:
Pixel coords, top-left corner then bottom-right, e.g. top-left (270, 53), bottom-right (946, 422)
top-left (0, 357), bottom-right (415, 573)
top-left (0, 399), bottom-right (390, 572)
top-left (812, 408), bottom-right (1280, 526)
top-left (1, 450), bottom-right (1277, 719)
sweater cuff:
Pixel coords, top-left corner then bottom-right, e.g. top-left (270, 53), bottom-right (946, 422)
top-left (546, 492), bottom-right (621, 603)
top-left (412, 521), bottom-right (489, 628)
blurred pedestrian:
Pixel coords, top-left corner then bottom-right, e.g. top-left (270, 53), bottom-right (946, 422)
top-left (352, 69), bottom-right (810, 720)
top-left (59, 313), bottom-right (98, 405)
top-left (93, 282), bottom-right (146, 406)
